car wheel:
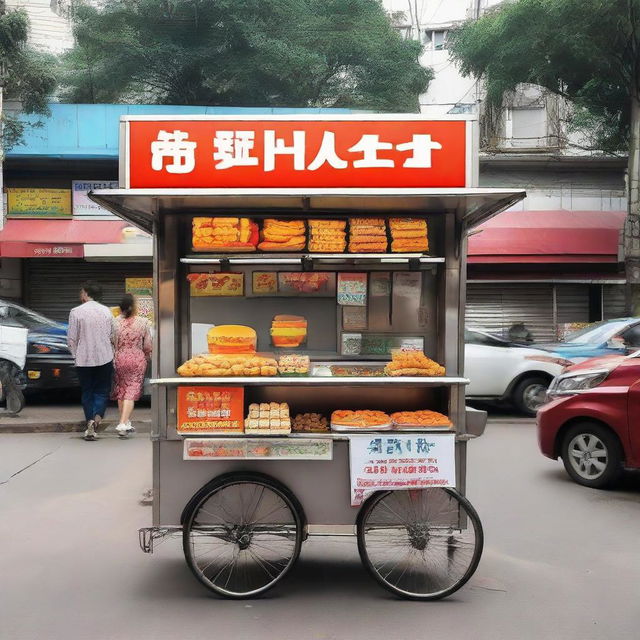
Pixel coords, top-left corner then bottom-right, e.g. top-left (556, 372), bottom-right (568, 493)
top-left (512, 376), bottom-right (549, 416)
top-left (561, 422), bottom-right (623, 489)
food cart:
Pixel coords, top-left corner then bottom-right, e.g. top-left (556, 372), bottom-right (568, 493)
top-left (91, 114), bottom-right (525, 600)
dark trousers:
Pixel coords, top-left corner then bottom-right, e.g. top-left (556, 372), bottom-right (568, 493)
top-left (76, 361), bottom-right (113, 422)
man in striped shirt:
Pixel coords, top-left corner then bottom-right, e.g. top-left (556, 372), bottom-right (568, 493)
top-left (67, 281), bottom-right (115, 441)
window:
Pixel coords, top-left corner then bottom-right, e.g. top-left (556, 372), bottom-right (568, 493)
top-left (423, 29), bottom-right (448, 50)
top-left (465, 329), bottom-right (509, 347)
top-left (620, 324), bottom-right (640, 348)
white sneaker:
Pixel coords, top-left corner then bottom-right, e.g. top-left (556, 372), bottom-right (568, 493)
top-left (84, 420), bottom-right (97, 441)
top-left (116, 422), bottom-right (129, 438)
top-left (125, 421), bottom-right (136, 434)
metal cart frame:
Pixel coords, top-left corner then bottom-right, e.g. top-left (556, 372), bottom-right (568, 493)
top-left (91, 115), bottom-right (525, 600)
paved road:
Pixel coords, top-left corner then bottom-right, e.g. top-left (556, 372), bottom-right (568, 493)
top-left (1, 420), bottom-right (639, 640)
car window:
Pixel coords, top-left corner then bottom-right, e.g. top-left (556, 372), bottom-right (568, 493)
top-left (620, 324), bottom-right (640, 347)
top-left (7, 305), bottom-right (59, 330)
top-left (565, 320), bottom-right (631, 344)
top-left (465, 330), bottom-right (508, 347)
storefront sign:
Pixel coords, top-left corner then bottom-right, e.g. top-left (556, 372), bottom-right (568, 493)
top-left (349, 434), bottom-right (455, 506)
top-left (277, 272), bottom-right (336, 297)
top-left (183, 437), bottom-right (333, 460)
top-left (252, 272), bottom-right (278, 295)
top-left (177, 386), bottom-right (244, 434)
top-left (7, 188), bottom-right (71, 218)
top-left (124, 116), bottom-right (470, 189)
top-left (0, 242), bottom-right (83, 258)
top-left (72, 180), bottom-right (119, 218)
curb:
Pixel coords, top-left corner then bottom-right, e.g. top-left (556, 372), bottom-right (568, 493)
top-left (0, 421), bottom-right (152, 434)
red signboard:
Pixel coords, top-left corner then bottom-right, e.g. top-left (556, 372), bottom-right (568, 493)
top-left (125, 117), bottom-right (469, 189)
top-left (0, 242), bottom-right (84, 258)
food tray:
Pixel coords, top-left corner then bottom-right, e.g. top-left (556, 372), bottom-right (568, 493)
top-left (331, 422), bottom-right (393, 432)
top-left (243, 429), bottom-right (293, 436)
top-left (277, 372), bottom-right (309, 377)
top-left (392, 423), bottom-right (453, 431)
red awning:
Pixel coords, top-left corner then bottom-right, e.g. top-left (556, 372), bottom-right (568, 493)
top-left (468, 210), bottom-right (625, 264)
top-left (0, 219), bottom-right (129, 258)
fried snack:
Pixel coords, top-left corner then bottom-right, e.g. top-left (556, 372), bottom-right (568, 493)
top-left (208, 325), bottom-right (257, 355)
top-left (391, 410), bottom-right (452, 427)
top-left (331, 409), bottom-right (391, 427)
top-left (292, 413), bottom-right (329, 433)
top-left (245, 401), bottom-right (292, 433)
top-left (271, 315), bottom-right (307, 348)
top-left (278, 354), bottom-right (310, 374)
top-left (389, 218), bottom-right (427, 230)
top-left (177, 353), bottom-right (278, 376)
top-left (258, 219), bottom-right (307, 252)
top-left (309, 219), bottom-right (347, 230)
top-left (348, 217), bottom-right (388, 253)
top-left (192, 217), bottom-right (258, 251)
top-left (384, 351), bottom-right (445, 377)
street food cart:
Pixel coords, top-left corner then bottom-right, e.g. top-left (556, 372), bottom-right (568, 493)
top-left (91, 114), bottom-right (525, 600)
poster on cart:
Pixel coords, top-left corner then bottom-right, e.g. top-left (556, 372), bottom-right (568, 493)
top-left (177, 386), bottom-right (244, 434)
top-left (349, 434), bottom-right (456, 506)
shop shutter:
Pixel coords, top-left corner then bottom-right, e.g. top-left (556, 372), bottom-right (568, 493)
top-left (602, 285), bottom-right (627, 319)
top-left (25, 259), bottom-right (152, 321)
top-left (466, 283), bottom-right (555, 342)
top-left (555, 284), bottom-right (590, 325)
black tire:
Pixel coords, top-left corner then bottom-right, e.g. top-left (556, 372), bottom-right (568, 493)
top-left (561, 422), bottom-right (624, 489)
top-left (182, 472), bottom-right (304, 599)
top-left (512, 375), bottom-right (550, 416)
top-left (357, 488), bottom-right (483, 600)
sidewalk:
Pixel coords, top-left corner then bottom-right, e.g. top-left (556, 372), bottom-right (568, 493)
top-left (0, 404), bottom-right (152, 433)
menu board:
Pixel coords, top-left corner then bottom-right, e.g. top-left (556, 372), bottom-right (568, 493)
top-left (7, 188), bottom-right (71, 218)
top-left (188, 273), bottom-right (244, 296)
top-left (277, 272), bottom-right (336, 297)
top-left (337, 273), bottom-right (368, 306)
top-left (342, 306), bottom-right (368, 330)
top-left (177, 386), bottom-right (244, 434)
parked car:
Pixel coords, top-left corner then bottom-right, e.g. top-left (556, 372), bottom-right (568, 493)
top-left (0, 311), bottom-right (28, 414)
top-left (0, 299), bottom-right (77, 393)
top-left (535, 317), bottom-right (640, 361)
top-left (537, 351), bottom-right (640, 488)
top-left (465, 328), bottom-right (572, 416)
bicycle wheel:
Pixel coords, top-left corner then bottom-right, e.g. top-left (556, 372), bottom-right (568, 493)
top-left (357, 488), bottom-right (483, 600)
top-left (183, 473), bottom-right (304, 598)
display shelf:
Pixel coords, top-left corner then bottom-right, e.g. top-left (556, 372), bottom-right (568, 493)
top-left (177, 430), bottom-right (456, 440)
top-left (181, 253), bottom-right (445, 264)
top-left (152, 375), bottom-right (468, 386)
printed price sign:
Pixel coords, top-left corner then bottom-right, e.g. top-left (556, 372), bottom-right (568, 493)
top-left (177, 386), bottom-right (244, 434)
top-left (349, 434), bottom-right (455, 506)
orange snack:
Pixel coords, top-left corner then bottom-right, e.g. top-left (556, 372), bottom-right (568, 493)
top-left (391, 410), bottom-right (452, 427)
top-left (259, 219), bottom-right (306, 251)
top-left (193, 217), bottom-right (258, 251)
top-left (384, 351), bottom-right (445, 377)
top-left (331, 410), bottom-right (391, 427)
top-left (207, 325), bottom-right (257, 355)
top-left (271, 315), bottom-right (307, 348)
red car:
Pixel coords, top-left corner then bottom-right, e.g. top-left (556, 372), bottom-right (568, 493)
top-left (537, 352), bottom-right (640, 488)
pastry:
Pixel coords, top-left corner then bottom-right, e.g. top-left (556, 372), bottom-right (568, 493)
top-left (331, 410), bottom-right (391, 428)
top-left (384, 351), bottom-right (445, 377)
top-left (258, 219), bottom-right (307, 252)
top-left (192, 217), bottom-right (258, 251)
top-left (271, 315), bottom-right (307, 348)
top-left (391, 410), bottom-right (452, 428)
top-left (292, 413), bottom-right (329, 433)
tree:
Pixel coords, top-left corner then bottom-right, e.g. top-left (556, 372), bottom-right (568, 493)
top-left (449, 0), bottom-right (640, 314)
top-left (0, 2), bottom-right (57, 152)
top-left (60, 0), bottom-right (431, 112)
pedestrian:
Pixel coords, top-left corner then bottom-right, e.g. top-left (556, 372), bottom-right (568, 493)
top-left (112, 293), bottom-right (152, 438)
top-left (67, 281), bottom-right (115, 441)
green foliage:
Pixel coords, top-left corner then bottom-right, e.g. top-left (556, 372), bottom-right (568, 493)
top-left (0, 7), bottom-right (57, 154)
top-left (60, 0), bottom-right (431, 111)
top-left (449, 0), bottom-right (640, 152)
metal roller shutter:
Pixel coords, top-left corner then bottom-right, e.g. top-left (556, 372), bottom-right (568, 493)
top-left (25, 259), bottom-right (152, 321)
top-left (466, 283), bottom-right (555, 342)
top-left (555, 284), bottom-right (590, 325)
top-left (602, 285), bottom-right (627, 319)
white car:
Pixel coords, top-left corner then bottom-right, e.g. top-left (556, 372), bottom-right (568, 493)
top-left (465, 328), bottom-right (572, 416)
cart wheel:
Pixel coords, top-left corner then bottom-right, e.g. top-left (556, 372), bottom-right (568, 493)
top-left (356, 488), bottom-right (483, 600)
top-left (182, 473), bottom-right (304, 599)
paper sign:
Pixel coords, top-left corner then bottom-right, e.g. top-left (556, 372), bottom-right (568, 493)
top-left (337, 273), bottom-right (367, 306)
top-left (349, 434), bottom-right (456, 506)
top-left (252, 272), bottom-right (278, 295)
top-left (184, 438), bottom-right (333, 460)
top-left (342, 306), bottom-right (368, 330)
top-left (125, 277), bottom-right (153, 296)
top-left (177, 386), bottom-right (244, 434)
top-left (277, 272), bottom-right (336, 296)
top-left (188, 273), bottom-right (244, 296)
top-left (7, 188), bottom-right (71, 218)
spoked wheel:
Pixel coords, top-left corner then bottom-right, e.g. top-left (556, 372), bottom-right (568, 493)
top-left (183, 473), bottom-right (304, 599)
top-left (357, 488), bottom-right (483, 600)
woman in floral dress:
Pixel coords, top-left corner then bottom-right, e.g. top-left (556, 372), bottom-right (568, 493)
top-left (112, 294), bottom-right (152, 437)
